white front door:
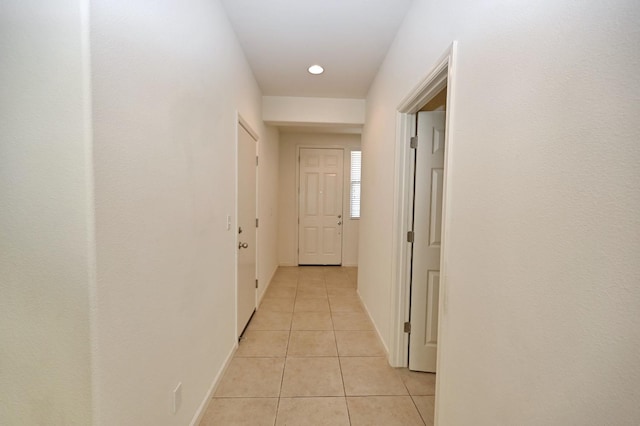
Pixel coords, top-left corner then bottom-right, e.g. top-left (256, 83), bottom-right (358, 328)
top-left (298, 148), bottom-right (344, 265)
top-left (409, 111), bottom-right (446, 372)
top-left (237, 123), bottom-right (257, 337)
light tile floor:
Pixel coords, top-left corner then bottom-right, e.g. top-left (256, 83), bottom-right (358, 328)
top-left (200, 266), bottom-right (435, 426)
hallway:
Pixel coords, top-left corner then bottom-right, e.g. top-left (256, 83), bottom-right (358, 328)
top-left (199, 266), bottom-right (435, 425)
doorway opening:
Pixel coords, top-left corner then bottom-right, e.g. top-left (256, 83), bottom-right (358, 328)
top-left (236, 115), bottom-right (259, 339)
top-left (388, 41), bottom-right (458, 421)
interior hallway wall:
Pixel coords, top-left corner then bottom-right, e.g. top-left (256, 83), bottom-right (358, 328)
top-left (90, 0), bottom-right (269, 424)
top-left (0, 1), bottom-right (93, 424)
top-left (358, 0), bottom-right (640, 424)
top-left (278, 133), bottom-right (361, 267)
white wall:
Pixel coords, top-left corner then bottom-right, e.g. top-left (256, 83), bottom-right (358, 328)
top-left (90, 0), bottom-right (268, 424)
top-left (0, 1), bottom-right (93, 424)
top-left (263, 96), bottom-right (365, 127)
top-left (258, 126), bottom-right (280, 301)
top-left (279, 133), bottom-right (361, 267)
top-left (359, 0), bottom-right (640, 425)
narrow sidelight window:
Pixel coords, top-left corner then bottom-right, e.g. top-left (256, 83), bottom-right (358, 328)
top-left (350, 150), bottom-right (361, 219)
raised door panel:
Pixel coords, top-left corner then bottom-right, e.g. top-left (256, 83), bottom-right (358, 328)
top-left (322, 227), bottom-right (338, 254)
top-left (303, 227), bottom-right (319, 255)
top-left (425, 271), bottom-right (440, 345)
top-left (303, 173), bottom-right (320, 216)
top-left (323, 173), bottom-right (339, 216)
top-left (429, 168), bottom-right (444, 247)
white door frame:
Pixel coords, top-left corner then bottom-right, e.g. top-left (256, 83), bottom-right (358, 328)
top-left (295, 144), bottom-right (347, 265)
top-left (235, 112), bottom-right (259, 337)
top-left (388, 42), bottom-right (458, 382)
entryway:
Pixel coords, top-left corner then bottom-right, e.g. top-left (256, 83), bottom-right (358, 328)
top-left (298, 148), bottom-right (345, 265)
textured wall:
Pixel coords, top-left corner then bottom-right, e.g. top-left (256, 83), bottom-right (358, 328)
top-left (360, 0), bottom-right (640, 424)
top-left (90, 0), bottom-right (264, 424)
top-left (0, 1), bottom-right (93, 424)
top-left (263, 96), bottom-right (366, 126)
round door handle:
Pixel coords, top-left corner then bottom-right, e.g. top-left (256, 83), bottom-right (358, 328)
top-left (337, 221), bottom-right (342, 225)
top-left (238, 242), bottom-right (249, 249)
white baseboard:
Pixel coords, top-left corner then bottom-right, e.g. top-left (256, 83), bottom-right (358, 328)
top-left (357, 290), bottom-right (390, 357)
top-left (189, 342), bottom-right (238, 426)
top-left (278, 263), bottom-right (359, 267)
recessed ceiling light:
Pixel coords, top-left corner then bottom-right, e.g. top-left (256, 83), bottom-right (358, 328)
top-left (308, 64), bottom-right (324, 75)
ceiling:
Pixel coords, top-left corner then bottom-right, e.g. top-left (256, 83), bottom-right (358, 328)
top-left (221, 0), bottom-right (413, 99)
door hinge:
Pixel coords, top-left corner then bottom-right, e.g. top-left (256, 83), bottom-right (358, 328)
top-left (407, 231), bottom-right (415, 243)
top-left (255, 279), bottom-right (258, 289)
top-left (256, 218), bottom-right (259, 228)
top-left (404, 322), bottom-right (411, 333)
top-left (256, 156), bottom-right (259, 166)
top-left (410, 136), bottom-right (418, 149)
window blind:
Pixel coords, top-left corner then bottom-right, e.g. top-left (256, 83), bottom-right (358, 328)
top-left (350, 150), bottom-right (361, 219)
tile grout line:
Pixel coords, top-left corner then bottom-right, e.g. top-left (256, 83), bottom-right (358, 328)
top-left (272, 273), bottom-right (298, 426)
top-left (325, 269), bottom-right (354, 425)
top-left (332, 285), bottom-right (354, 426)
top-left (399, 368), bottom-right (429, 426)
top-left (409, 394), bottom-right (429, 426)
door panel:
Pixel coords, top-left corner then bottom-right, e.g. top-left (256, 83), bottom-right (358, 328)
top-left (324, 174), bottom-right (339, 213)
top-left (429, 168), bottom-right (444, 246)
top-left (303, 227), bottom-right (318, 254)
top-left (237, 124), bottom-right (257, 338)
top-left (305, 173), bottom-right (319, 215)
top-left (425, 271), bottom-right (440, 345)
top-left (298, 148), bottom-right (344, 265)
top-left (323, 227), bottom-right (337, 253)
top-left (409, 111), bottom-right (446, 372)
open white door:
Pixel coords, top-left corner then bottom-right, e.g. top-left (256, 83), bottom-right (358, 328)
top-left (298, 148), bottom-right (344, 265)
top-left (237, 123), bottom-right (257, 338)
top-left (409, 111), bottom-right (446, 372)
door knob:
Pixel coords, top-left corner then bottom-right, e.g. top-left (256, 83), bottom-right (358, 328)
top-left (238, 242), bottom-right (248, 249)
top-left (337, 221), bottom-right (342, 225)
